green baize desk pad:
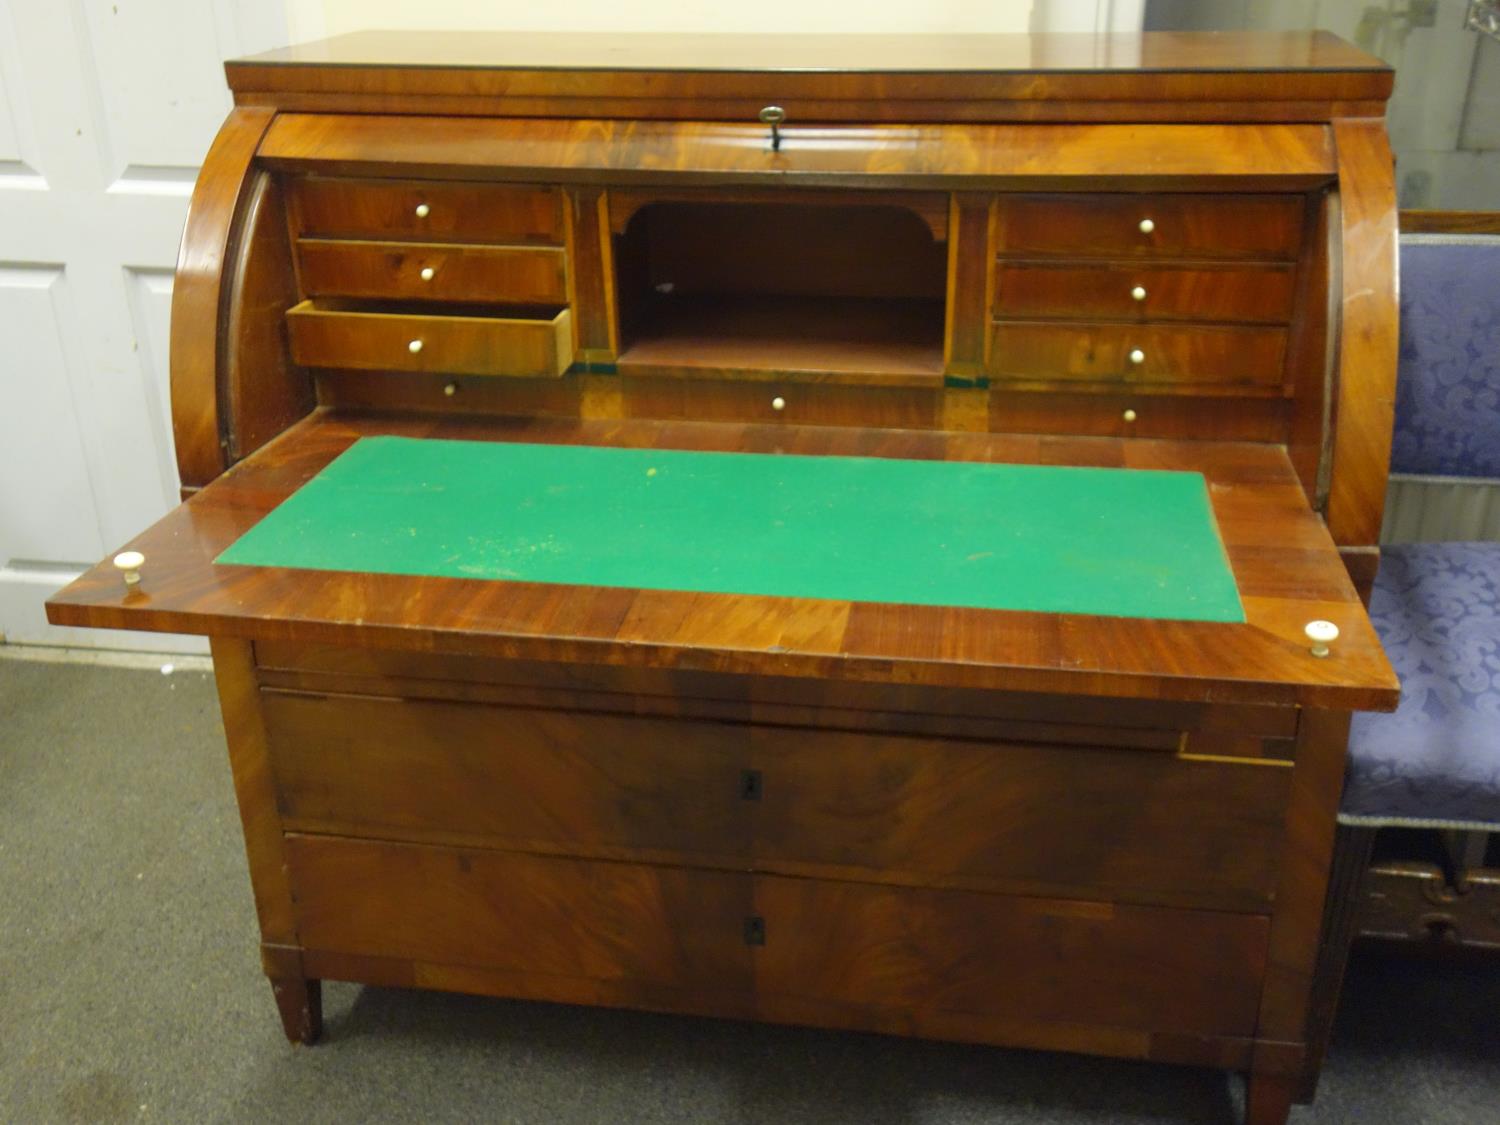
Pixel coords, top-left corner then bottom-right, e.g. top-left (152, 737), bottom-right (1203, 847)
top-left (216, 435), bottom-right (1245, 623)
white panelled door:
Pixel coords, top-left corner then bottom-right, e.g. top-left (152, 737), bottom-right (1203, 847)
top-left (0, 0), bottom-right (287, 650)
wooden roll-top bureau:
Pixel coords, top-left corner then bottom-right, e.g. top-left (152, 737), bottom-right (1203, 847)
top-left (48, 32), bottom-right (1402, 1125)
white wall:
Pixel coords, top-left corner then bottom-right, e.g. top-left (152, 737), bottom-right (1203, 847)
top-left (288, 0), bottom-right (1035, 38)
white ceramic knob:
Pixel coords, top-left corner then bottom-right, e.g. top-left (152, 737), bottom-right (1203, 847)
top-left (1305, 620), bottom-right (1339, 658)
top-left (1138, 218), bottom-right (1155, 234)
top-left (1122, 408), bottom-right (1137, 423)
top-left (771, 396), bottom-right (786, 412)
top-left (443, 382), bottom-right (457, 397)
top-left (414, 203), bottom-right (430, 218)
top-left (1131, 285), bottom-right (1147, 301)
top-left (408, 339), bottom-right (424, 354)
top-left (113, 550), bottom-right (144, 587)
top-left (420, 266), bottom-right (436, 281)
top-left (1129, 348), bottom-right (1145, 365)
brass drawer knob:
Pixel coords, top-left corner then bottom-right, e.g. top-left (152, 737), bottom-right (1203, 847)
top-left (420, 266), bottom-right (436, 282)
top-left (1138, 218), bottom-right (1155, 234)
top-left (1122, 408), bottom-right (1138, 423)
top-left (443, 382), bottom-right (457, 397)
top-left (771, 396), bottom-right (787, 412)
top-left (1128, 348), bottom-right (1145, 365)
top-left (414, 202), bottom-right (431, 219)
top-left (1131, 285), bottom-right (1147, 301)
top-left (408, 339), bottom-right (424, 354)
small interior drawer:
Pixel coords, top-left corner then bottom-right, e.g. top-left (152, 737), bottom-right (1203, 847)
top-left (992, 263), bottom-right (1296, 324)
top-left (988, 321), bottom-right (1287, 389)
top-left (286, 299), bottom-right (574, 378)
top-left (288, 177), bottom-right (565, 245)
top-left (297, 239), bottom-right (568, 305)
top-left (993, 194), bottom-right (1304, 260)
top-left (621, 376), bottom-right (940, 429)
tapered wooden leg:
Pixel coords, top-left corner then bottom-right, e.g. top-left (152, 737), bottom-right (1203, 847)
top-left (270, 974), bottom-right (323, 1045)
top-left (1245, 1072), bottom-right (1295, 1125)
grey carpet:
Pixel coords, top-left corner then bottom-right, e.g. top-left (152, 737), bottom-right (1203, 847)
top-left (2, 658), bottom-right (1496, 1125)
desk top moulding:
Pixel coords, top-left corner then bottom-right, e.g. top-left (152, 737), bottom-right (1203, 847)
top-left (48, 31), bottom-right (1400, 1125)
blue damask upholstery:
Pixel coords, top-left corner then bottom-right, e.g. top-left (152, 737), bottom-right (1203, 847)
top-left (1388, 239), bottom-right (1500, 479)
top-left (1342, 542), bottom-right (1500, 829)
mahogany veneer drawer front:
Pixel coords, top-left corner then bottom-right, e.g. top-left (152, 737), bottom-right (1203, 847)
top-left (286, 299), bottom-right (574, 377)
top-left (992, 263), bottom-right (1297, 324)
top-left (993, 194), bottom-right (1304, 260)
top-left (288, 177), bottom-right (565, 244)
top-left (285, 835), bottom-right (1271, 1040)
top-left (296, 239), bottom-right (569, 305)
top-left (988, 390), bottom-right (1289, 442)
top-left (622, 376), bottom-right (940, 428)
top-left (988, 322), bottom-right (1288, 388)
top-left (261, 691), bottom-right (1292, 909)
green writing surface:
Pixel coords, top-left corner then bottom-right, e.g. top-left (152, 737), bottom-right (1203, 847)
top-left (217, 436), bottom-right (1244, 622)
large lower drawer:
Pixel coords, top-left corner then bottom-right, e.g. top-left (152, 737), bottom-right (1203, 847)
top-left (288, 177), bottom-right (565, 245)
top-left (285, 835), bottom-right (1270, 1040)
top-left (286, 299), bottom-right (574, 377)
top-left (297, 239), bottom-right (569, 306)
top-left (987, 321), bottom-right (1287, 389)
top-left (992, 194), bottom-right (1304, 260)
top-left (261, 691), bottom-right (1292, 910)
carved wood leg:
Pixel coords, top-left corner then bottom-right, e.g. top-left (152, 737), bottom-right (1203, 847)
top-left (270, 974), bottom-right (323, 1045)
top-left (1245, 1072), bottom-right (1296, 1125)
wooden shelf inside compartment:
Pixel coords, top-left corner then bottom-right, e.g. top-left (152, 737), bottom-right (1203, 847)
top-left (616, 294), bottom-right (946, 387)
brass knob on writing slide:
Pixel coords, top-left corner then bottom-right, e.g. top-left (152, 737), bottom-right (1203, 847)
top-left (771, 396), bottom-right (786, 412)
top-left (414, 202), bottom-right (430, 218)
top-left (420, 266), bottom-right (436, 281)
top-left (113, 551), bottom-right (144, 587)
top-left (1138, 218), bottom-right (1155, 234)
top-left (1128, 348), bottom-right (1145, 365)
top-left (1131, 285), bottom-right (1147, 301)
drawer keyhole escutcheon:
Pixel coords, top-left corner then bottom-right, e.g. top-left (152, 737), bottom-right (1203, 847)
top-left (1131, 285), bottom-right (1147, 301)
top-left (408, 339), bottom-right (424, 354)
top-left (744, 916), bottom-right (767, 946)
top-left (759, 105), bottom-right (786, 151)
top-left (1128, 348), bottom-right (1145, 365)
top-left (420, 266), bottom-right (436, 281)
top-left (740, 768), bottom-right (763, 801)
top-left (1138, 217), bottom-right (1155, 234)
top-left (414, 202), bottom-right (430, 218)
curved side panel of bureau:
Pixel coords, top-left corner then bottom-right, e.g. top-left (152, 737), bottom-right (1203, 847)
top-left (169, 106), bottom-right (276, 496)
top-left (1326, 118), bottom-right (1399, 594)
